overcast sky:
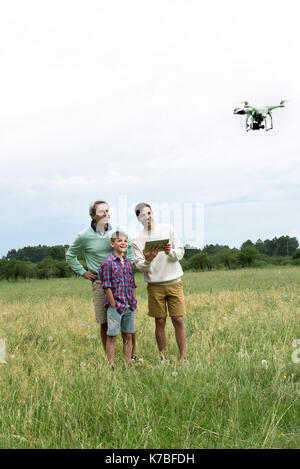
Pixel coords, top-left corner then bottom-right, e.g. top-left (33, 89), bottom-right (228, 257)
top-left (0, 0), bottom-right (299, 256)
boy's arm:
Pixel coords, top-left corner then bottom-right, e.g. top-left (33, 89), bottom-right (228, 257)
top-left (99, 261), bottom-right (118, 308)
top-left (104, 288), bottom-right (116, 308)
top-left (99, 260), bottom-right (113, 291)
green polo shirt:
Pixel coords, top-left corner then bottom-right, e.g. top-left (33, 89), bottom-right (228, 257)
top-left (66, 223), bottom-right (133, 276)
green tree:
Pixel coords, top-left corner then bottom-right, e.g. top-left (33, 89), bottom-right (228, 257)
top-left (5, 260), bottom-right (18, 281)
top-left (37, 258), bottom-right (60, 279)
top-left (292, 249), bottom-right (300, 259)
top-left (0, 259), bottom-right (9, 280)
top-left (50, 246), bottom-right (66, 261)
top-left (6, 248), bottom-right (17, 260)
top-left (238, 246), bottom-right (260, 267)
top-left (54, 260), bottom-right (74, 278)
top-left (262, 238), bottom-right (277, 256)
top-left (240, 240), bottom-right (254, 249)
top-left (274, 236), bottom-right (299, 257)
top-left (255, 238), bottom-right (265, 254)
top-left (183, 247), bottom-right (201, 260)
top-left (187, 253), bottom-right (217, 270)
top-left (203, 244), bottom-right (229, 255)
top-left (5, 245), bottom-right (70, 263)
top-left (218, 248), bottom-right (240, 269)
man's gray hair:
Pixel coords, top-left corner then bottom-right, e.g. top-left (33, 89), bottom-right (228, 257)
top-left (89, 200), bottom-right (109, 218)
top-left (110, 231), bottom-right (128, 242)
top-left (135, 202), bottom-right (152, 218)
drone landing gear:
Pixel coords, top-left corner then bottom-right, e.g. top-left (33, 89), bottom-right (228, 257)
top-left (246, 115), bottom-right (251, 132)
top-left (264, 113), bottom-right (273, 131)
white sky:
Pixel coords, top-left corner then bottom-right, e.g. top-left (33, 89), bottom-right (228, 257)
top-left (1, 0), bottom-right (299, 255)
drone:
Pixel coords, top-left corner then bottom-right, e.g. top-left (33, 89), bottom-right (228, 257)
top-left (234, 100), bottom-right (286, 131)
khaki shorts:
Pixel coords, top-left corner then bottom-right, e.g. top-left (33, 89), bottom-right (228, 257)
top-left (92, 279), bottom-right (107, 324)
top-left (147, 281), bottom-right (186, 318)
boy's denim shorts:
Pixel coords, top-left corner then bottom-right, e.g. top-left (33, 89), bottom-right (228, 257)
top-left (107, 306), bottom-right (136, 336)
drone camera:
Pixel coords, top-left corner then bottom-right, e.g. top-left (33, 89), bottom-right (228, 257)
top-left (252, 122), bottom-right (264, 130)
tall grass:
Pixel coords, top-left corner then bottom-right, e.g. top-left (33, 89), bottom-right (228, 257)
top-left (1, 268), bottom-right (300, 448)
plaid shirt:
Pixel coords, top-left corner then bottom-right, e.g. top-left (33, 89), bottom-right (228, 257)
top-left (98, 253), bottom-right (137, 315)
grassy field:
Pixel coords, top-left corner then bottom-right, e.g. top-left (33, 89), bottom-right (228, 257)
top-left (1, 267), bottom-right (300, 449)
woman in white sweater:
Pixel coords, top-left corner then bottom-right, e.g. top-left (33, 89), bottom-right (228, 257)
top-left (132, 203), bottom-right (187, 362)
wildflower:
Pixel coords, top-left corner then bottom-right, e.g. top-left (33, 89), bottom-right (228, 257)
top-left (137, 358), bottom-right (147, 366)
top-left (48, 336), bottom-right (54, 342)
top-left (62, 349), bottom-right (66, 353)
top-left (261, 360), bottom-right (269, 369)
top-left (160, 357), bottom-right (170, 365)
top-left (237, 349), bottom-right (249, 359)
top-left (172, 371), bottom-right (178, 377)
top-left (13, 434), bottom-right (27, 442)
top-left (10, 354), bottom-right (16, 359)
top-left (180, 358), bottom-right (189, 366)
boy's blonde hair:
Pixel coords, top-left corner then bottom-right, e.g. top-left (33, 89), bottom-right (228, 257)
top-left (110, 231), bottom-right (128, 243)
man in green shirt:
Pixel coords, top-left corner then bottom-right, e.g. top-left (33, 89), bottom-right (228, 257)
top-left (66, 200), bottom-right (135, 353)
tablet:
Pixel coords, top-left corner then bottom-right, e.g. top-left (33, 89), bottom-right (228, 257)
top-left (144, 239), bottom-right (169, 252)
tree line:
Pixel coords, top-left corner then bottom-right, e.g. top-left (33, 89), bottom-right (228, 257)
top-left (5, 245), bottom-right (68, 263)
top-left (1, 244), bottom-right (76, 281)
top-left (183, 236), bottom-right (300, 271)
top-left (1, 236), bottom-right (300, 281)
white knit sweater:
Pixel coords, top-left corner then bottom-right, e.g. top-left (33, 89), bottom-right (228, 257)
top-left (132, 223), bottom-right (184, 283)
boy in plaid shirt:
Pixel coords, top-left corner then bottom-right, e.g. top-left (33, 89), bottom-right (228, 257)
top-left (98, 231), bottom-right (137, 369)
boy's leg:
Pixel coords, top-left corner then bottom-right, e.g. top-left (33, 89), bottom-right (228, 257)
top-left (106, 306), bottom-right (122, 366)
top-left (122, 333), bottom-right (132, 364)
top-left (106, 335), bottom-right (117, 366)
top-left (131, 332), bottom-right (136, 358)
top-left (121, 308), bottom-right (135, 364)
top-left (155, 317), bottom-right (167, 358)
top-left (171, 316), bottom-right (187, 360)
